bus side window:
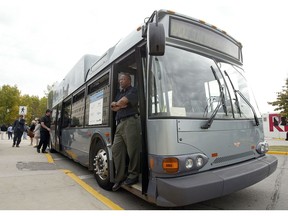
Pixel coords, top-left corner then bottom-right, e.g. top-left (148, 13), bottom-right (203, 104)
top-left (62, 99), bottom-right (72, 129)
top-left (85, 73), bottom-right (110, 126)
top-left (71, 89), bottom-right (85, 127)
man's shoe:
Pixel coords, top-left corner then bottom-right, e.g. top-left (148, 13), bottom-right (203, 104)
top-left (112, 182), bottom-right (122, 192)
top-left (12, 144), bottom-right (15, 147)
top-left (42, 151), bottom-right (48, 154)
top-left (123, 177), bottom-right (138, 186)
top-left (37, 149), bottom-right (40, 153)
top-left (16, 145), bottom-right (19, 147)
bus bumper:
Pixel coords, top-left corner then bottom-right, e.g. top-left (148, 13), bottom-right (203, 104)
top-left (155, 154), bottom-right (278, 207)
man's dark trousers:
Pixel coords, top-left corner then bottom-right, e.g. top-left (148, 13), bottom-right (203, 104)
top-left (37, 130), bottom-right (50, 152)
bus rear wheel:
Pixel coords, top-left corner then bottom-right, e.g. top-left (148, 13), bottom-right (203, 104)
top-left (93, 141), bottom-right (113, 190)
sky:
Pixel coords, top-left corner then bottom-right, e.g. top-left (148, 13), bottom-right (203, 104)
top-left (0, 0), bottom-right (288, 114)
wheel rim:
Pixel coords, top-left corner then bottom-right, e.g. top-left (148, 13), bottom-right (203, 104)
top-left (93, 148), bottom-right (108, 180)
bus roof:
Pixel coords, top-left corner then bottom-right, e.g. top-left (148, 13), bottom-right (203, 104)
top-left (52, 54), bottom-right (99, 107)
top-left (51, 9), bottom-right (243, 107)
top-left (86, 26), bottom-right (144, 81)
top-left (86, 9), bottom-right (242, 81)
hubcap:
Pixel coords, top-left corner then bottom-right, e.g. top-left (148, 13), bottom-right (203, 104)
top-left (93, 149), bottom-right (108, 180)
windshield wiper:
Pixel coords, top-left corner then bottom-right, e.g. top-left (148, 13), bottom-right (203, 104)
top-left (224, 70), bottom-right (241, 116)
top-left (201, 88), bottom-right (225, 129)
top-left (211, 66), bottom-right (227, 115)
top-left (201, 66), bottom-right (226, 129)
top-left (235, 90), bottom-right (260, 126)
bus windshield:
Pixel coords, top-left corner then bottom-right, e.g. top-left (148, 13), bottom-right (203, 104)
top-left (219, 62), bottom-right (261, 119)
top-left (148, 46), bottom-right (260, 120)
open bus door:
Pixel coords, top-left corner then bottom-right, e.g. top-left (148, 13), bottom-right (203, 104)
top-left (50, 104), bottom-right (62, 152)
top-left (52, 103), bottom-right (63, 152)
top-left (109, 50), bottom-right (148, 193)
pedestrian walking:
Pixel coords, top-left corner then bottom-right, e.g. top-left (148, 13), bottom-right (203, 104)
top-left (1, 124), bottom-right (7, 139)
top-left (12, 115), bottom-right (25, 147)
top-left (7, 125), bottom-right (13, 140)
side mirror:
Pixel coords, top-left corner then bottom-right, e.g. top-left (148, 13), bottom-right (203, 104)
top-left (147, 22), bottom-right (165, 56)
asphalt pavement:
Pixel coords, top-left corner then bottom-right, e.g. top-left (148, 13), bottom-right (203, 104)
top-left (0, 134), bottom-right (287, 210)
top-left (0, 137), bottom-right (111, 210)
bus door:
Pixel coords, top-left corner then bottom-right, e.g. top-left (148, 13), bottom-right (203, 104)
top-left (111, 52), bottom-right (139, 137)
top-left (50, 104), bottom-right (62, 151)
top-left (111, 47), bottom-right (148, 192)
top-left (50, 107), bottom-right (58, 150)
top-left (135, 46), bottom-right (148, 193)
top-left (54, 103), bottom-right (62, 151)
top-left (57, 98), bottom-right (72, 151)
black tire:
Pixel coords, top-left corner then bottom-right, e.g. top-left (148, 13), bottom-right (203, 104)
top-left (92, 141), bottom-right (113, 190)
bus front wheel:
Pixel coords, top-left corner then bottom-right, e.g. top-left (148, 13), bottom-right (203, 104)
top-left (92, 141), bottom-right (113, 190)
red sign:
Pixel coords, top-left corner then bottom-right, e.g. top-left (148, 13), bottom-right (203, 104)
top-left (269, 114), bottom-right (288, 132)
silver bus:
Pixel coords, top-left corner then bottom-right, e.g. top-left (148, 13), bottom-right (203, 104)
top-left (49, 10), bottom-right (278, 207)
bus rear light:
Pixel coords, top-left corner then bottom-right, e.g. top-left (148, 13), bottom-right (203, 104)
top-left (162, 158), bottom-right (179, 173)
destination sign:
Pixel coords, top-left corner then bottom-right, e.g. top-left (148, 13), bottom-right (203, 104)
top-left (169, 17), bottom-right (240, 60)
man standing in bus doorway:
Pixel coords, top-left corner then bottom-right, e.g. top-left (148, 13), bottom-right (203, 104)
top-left (111, 73), bottom-right (141, 191)
top-left (37, 109), bottom-right (52, 153)
top-left (12, 115), bottom-right (25, 147)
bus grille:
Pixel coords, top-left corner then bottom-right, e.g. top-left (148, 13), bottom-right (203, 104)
top-left (212, 151), bottom-right (255, 165)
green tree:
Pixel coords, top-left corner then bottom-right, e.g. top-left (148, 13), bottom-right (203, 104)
top-left (0, 85), bottom-right (21, 124)
top-left (38, 96), bottom-right (48, 118)
top-left (0, 84), bottom-right (48, 125)
top-left (268, 78), bottom-right (288, 116)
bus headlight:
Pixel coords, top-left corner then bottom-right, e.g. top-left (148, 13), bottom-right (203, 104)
top-left (156, 153), bottom-right (208, 174)
top-left (184, 154), bottom-right (207, 171)
top-left (256, 141), bottom-right (269, 154)
top-left (196, 156), bottom-right (204, 168)
top-left (185, 158), bottom-right (193, 169)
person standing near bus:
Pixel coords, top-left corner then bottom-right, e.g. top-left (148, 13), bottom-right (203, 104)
top-left (0, 124), bottom-right (7, 139)
top-left (28, 120), bottom-right (36, 146)
top-left (7, 125), bottom-right (13, 140)
top-left (33, 118), bottom-right (41, 147)
top-left (12, 115), bottom-right (25, 147)
top-left (37, 109), bottom-right (52, 153)
top-left (111, 73), bottom-right (141, 191)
